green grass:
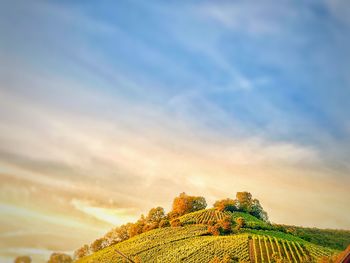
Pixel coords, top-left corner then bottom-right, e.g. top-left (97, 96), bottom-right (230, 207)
top-left (282, 225), bottom-right (350, 250)
top-left (228, 211), bottom-right (272, 230)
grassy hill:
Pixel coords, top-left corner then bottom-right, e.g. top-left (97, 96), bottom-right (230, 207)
top-left (69, 192), bottom-right (349, 263)
top-left (75, 209), bottom-right (340, 263)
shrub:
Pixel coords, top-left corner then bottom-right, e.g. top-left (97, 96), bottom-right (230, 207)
top-left (235, 217), bottom-right (245, 231)
top-left (208, 224), bottom-right (221, 236)
top-left (159, 219), bottom-right (170, 228)
top-left (213, 198), bottom-right (237, 212)
top-left (170, 218), bottom-right (183, 227)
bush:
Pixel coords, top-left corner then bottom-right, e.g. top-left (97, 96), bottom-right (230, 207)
top-left (235, 217), bottom-right (245, 231)
top-left (213, 198), bottom-right (237, 212)
top-left (170, 218), bottom-right (183, 227)
top-left (159, 219), bottom-right (170, 228)
top-left (208, 224), bottom-right (221, 236)
top-left (208, 216), bottom-right (232, 236)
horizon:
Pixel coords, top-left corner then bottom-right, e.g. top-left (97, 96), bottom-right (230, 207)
top-left (1, 0), bottom-right (350, 262)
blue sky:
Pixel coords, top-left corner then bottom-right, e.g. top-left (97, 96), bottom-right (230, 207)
top-left (1, 0), bottom-right (350, 262)
top-left (3, 0), bottom-right (350, 142)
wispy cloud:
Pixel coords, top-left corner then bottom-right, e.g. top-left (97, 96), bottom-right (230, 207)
top-left (1, 0), bottom-right (350, 261)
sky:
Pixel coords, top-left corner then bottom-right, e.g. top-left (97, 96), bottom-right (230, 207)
top-left (1, 0), bottom-right (350, 262)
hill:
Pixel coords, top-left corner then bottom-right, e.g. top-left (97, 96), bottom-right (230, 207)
top-left (75, 216), bottom-right (337, 263)
top-left (29, 191), bottom-right (349, 263)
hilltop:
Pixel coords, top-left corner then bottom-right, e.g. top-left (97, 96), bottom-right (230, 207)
top-left (17, 192), bottom-right (350, 263)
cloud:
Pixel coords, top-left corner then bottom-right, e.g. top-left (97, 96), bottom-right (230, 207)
top-left (325, 0), bottom-right (350, 26)
top-left (1, 1), bottom-right (350, 261)
top-left (71, 199), bottom-right (138, 225)
top-left (199, 1), bottom-right (296, 36)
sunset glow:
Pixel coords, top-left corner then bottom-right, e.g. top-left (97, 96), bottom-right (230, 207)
top-left (1, 1), bottom-right (350, 262)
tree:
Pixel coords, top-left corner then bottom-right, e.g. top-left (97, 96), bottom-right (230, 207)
top-left (250, 198), bottom-right (269, 222)
top-left (217, 216), bottom-right (232, 234)
top-left (236, 192), bottom-right (253, 212)
top-left (14, 256), bottom-right (31, 263)
top-left (192, 196), bottom-right (207, 212)
top-left (128, 217), bottom-right (145, 238)
top-left (145, 207), bottom-right (166, 226)
top-left (235, 192), bottom-right (269, 222)
top-left (112, 223), bottom-right (133, 242)
top-left (74, 244), bottom-right (89, 259)
top-left (213, 198), bottom-right (237, 212)
top-left (159, 219), bottom-right (170, 228)
top-left (90, 237), bottom-right (107, 253)
top-left (47, 253), bottom-right (72, 263)
top-left (170, 192), bottom-right (207, 218)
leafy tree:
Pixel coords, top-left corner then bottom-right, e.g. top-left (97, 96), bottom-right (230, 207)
top-left (213, 198), bottom-right (237, 212)
top-left (142, 222), bottom-right (158, 232)
top-left (250, 198), bottom-right (269, 222)
top-left (128, 219), bottom-right (145, 238)
top-left (47, 253), bottom-right (72, 263)
top-left (14, 256), bottom-right (31, 263)
top-left (217, 216), bottom-right (232, 234)
top-left (90, 237), bottom-right (107, 252)
top-left (74, 244), bottom-right (89, 259)
top-left (170, 192), bottom-right (207, 218)
top-left (236, 192), bottom-right (253, 212)
top-left (145, 207), bottom-right (166, 226)
top-left (235, 192), bottom-right (269, 222)
top-left (159, 219), bottom-right (170, 228)
top-left (109, 223), bottom-right (133, 243)
top-left (191, 196), bottom-right (207, 212)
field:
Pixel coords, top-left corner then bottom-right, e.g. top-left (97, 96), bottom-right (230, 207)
top-left (178, 209), bottom-right (271, 230)
top-left (75, 225), bottom-right (251, 263)
top-left (75, 224), bottom-right (336, 263)
top-left (179, 209), bottom-right (228, 225)
top-left (249, 234), bottom-right (334, 262)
